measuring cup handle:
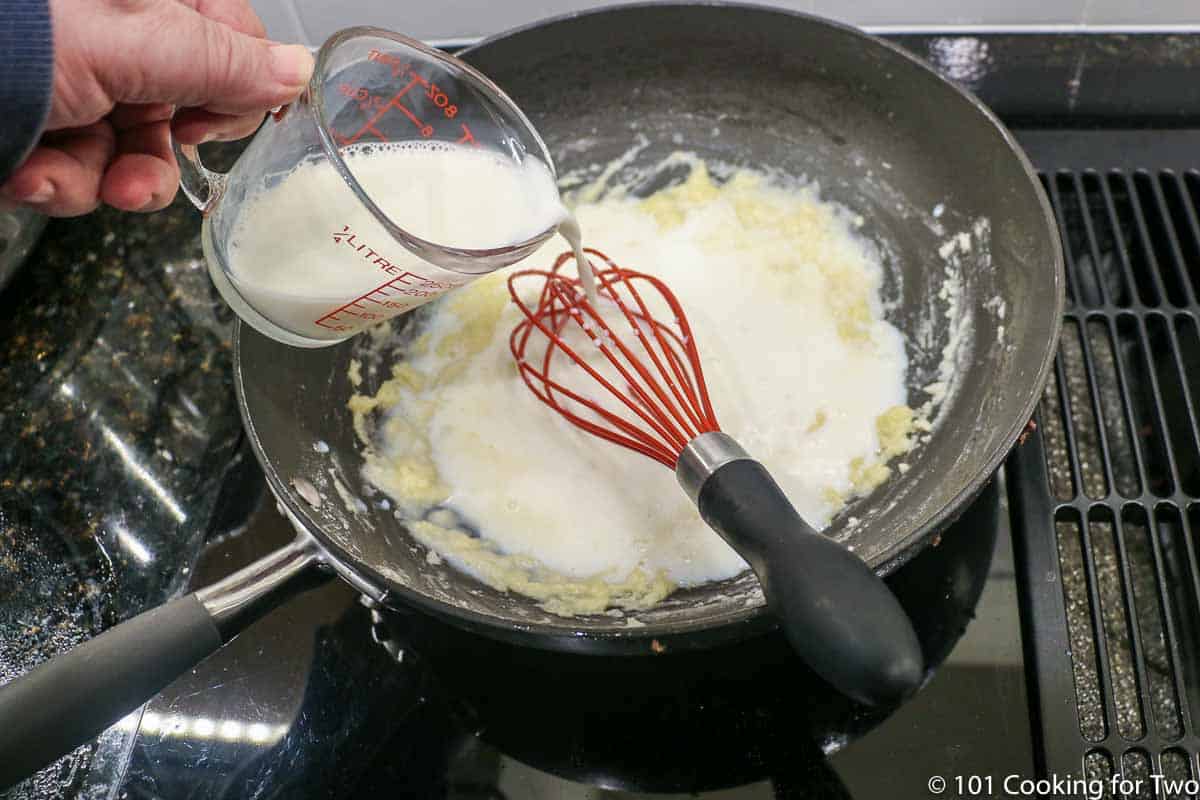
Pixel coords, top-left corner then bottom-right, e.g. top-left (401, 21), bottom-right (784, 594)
top-left (171, 136), bottom-right (227, 214)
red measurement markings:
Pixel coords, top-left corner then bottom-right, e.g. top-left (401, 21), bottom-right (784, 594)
top-left (336, 116), bottom-right (477, 147)
top-left (331, 53), bottom-right (471, 148)
top-left (330, 124), bottom-right (381, 145)
top-left (366, 49), bottom-right (411, 78)
top-left (337, 85), bottom-right (413, 138)
top-left (407, 74), bottom-right (459, 118)
top-left (337, 79), bottom-right (422, 145)
top-left (314, 274), bottom-right (454, 332)
top-left (392, 102), bottom-right (434, 137)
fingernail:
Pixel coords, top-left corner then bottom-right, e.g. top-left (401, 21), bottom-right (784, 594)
top-left (269, 44), bottom-right (315, 88)
top-left (24, 181), bottom-right (53, 204)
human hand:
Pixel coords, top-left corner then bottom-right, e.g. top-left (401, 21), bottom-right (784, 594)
top-left (0, 0), bottom-right (314, 217)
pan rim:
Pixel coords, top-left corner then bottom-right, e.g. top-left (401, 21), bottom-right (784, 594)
top-left (234, 1), bottom-right (1065, 646)
top-left (458, 0), bottom-right (1065, 570)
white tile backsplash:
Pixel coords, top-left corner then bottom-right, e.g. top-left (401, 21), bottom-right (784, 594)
top-left (254, 0), bottom-right (1200, 45)
top-left (1081, 0), bottom-right (1200, 26)
top-left (253, 0), bottom-right (310, 43)
top-left (812, 0), bottom-right (1088, 27)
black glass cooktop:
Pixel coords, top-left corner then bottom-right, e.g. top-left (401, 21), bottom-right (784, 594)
top-left (10, 32), bottom-right (1200, 799)
top-left (115, 457), bottom-right (1029, 800)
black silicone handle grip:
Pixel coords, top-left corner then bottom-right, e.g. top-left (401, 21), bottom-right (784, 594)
top-left (696, 459), bottom-right (924, 707)
top-left (0, 594), bottom-right (222, 789)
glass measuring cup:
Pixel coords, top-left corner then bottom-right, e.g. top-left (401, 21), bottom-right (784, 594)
top-left (172, 27), bottom-right (561, 348)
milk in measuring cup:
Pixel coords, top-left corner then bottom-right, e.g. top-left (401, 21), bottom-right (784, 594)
top-left (225, 141), bottom-right (580, 339)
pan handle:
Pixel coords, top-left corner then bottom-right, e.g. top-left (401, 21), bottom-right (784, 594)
top-left (0, 535), bottom-right (327, 790)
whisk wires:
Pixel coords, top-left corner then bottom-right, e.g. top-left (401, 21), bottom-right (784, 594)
top-left (509, 248), bottom-right (720, 468)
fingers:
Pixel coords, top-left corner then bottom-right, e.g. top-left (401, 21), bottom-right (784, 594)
top-left (5, 99), bottom-right (253, 215)
top-left (108, 103), bottom-right (175, 131)
top-left (0, 123), bottom-right (116, 217)
top-left (0, 116), bottom-right (179, 216)
top-left (101, 153), bottom-right (178, 212)
top-left (171, 108), bottom-right (264, 145)
top-left (103, 2), bottom-right (313, 115)
top-left (164, 0), bottom-right (273, 147)
top-left (101, 117), bottom-right (180, 212)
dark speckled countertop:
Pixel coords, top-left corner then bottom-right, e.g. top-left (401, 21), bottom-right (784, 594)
top-left (0, 196), bottom-right (244, 799)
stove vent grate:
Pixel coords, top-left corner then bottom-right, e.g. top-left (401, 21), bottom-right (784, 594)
top-left (1010, 167), bottom-right (1200, 796)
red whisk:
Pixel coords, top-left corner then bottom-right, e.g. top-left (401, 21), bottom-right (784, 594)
top-left (508, 248), bottom-right (923, 707)
top-left (510, 249), bottom-right (719, 468)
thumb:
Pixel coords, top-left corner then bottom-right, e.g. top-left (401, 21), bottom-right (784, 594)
top-left (109, 1), bottom-right (314, 115)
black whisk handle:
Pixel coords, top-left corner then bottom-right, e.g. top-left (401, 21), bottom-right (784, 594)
top-left (687, 451), bottom-right (924, 707)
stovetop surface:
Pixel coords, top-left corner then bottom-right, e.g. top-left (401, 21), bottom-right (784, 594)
top-left (111, 123), bottom-right (1200, 800)
top-left (118, 468), bottom-right (1029, 800)
top-left (2, 30), bottom-right (1199, 800)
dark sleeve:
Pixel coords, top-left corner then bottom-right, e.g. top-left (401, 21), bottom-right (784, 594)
top-left (0, 0), bottom-right (53, 183)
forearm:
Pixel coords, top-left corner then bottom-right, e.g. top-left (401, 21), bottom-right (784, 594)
top-left (0, 0), bottom-right (53, 184)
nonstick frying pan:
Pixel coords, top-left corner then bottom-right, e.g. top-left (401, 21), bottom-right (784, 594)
top-left (0, 2), bottom-right (1063, 787)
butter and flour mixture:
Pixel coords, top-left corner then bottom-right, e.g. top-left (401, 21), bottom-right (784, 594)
top-left (349, 154), bottom-right (918, 616)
